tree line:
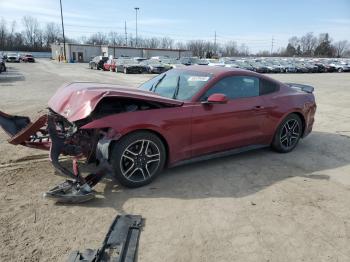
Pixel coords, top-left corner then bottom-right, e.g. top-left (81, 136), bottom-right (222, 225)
top-left (0, 16), bottom-right (349, 58)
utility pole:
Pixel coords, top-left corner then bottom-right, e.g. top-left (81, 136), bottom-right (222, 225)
top-left (271, 36), bottom-right (274, 56)
top-left (214, 31), bottom-right (217, 56)
top-left (59, 0), bottom-right (66, 61)
top-left (134, 7), bottom-right (139, 47)
top-left (124, 21), bottom-right (127, 47)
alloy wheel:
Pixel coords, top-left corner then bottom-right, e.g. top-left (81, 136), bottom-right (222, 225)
top-left (120, 139), bottom-right (161, 182)
top-left (280, 119), bottom-right (300, 149)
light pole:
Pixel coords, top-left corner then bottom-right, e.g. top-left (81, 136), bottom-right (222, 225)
top-left (59, 0), bottom-right (66, 61)
top-left (134, 7), bottom-right (139, 47)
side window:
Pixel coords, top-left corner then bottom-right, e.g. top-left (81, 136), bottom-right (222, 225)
top-left (260, 79), bottom-right (279, 95)
top-left (202, 76), bottom-right (259, 100)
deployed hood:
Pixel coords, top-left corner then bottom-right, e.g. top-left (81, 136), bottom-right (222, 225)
top-left (48, 82), bottom-right (183, 122)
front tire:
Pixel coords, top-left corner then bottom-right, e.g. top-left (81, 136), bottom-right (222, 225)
top-left (271, 114), bottom-right (302, 153)
top-left (110, 131), bottom-right (166, 188)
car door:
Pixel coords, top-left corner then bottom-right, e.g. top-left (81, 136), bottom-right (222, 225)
top-left (190, 75), bottom-right (268, 158)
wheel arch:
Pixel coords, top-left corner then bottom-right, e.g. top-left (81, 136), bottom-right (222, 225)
top-left (109, 128), bottom-right (170, 166)
top-left (293, 112), bottom-right (306, 136)
top-left (273, 110), bottom-right (306, 139)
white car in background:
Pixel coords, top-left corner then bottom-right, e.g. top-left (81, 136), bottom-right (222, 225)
top-left (205, 59), bottom-right (225, 67)
top-left (6, 52), bottom-right (20, 63)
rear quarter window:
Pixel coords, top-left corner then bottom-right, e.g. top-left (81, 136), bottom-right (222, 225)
top-left (260, 79), bottom-right (280, 95)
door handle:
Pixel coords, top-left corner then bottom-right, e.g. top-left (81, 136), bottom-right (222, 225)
top-left (253, 105), bottom-right (264, 110)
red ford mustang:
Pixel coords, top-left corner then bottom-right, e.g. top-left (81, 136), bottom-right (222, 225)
top-left (0, 66), bottom-right (316, 202)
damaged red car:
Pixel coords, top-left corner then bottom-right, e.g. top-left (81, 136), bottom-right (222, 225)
top-left (0, 66), bottom-right (316, 203)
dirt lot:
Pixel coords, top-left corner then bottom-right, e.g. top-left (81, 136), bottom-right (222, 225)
top-left (1, 59), bottom-right (350, 262)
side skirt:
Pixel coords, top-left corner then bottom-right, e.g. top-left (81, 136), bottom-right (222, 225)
top-left (172, 144), bottom-right (269, 167)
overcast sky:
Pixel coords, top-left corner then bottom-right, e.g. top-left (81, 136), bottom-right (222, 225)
top-left (0, 0), bottom-right (349, 52)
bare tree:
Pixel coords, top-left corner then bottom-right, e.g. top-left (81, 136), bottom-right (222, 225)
top-left (44, 22), bottom-right (61, 47)
top-left (108, 31), bottom-right (124, 46)
top-left (22, 16), bottom-right (40, 47)
top-left (238, 43), bottom-right (249, 56)
top-left (187, 40), bottom-right (207, 57)
top-left (288, 36), bottom-right (299, 48)
top-left (300, 32), bottom-right (317, 56)
top-left (333, 40), bottom-right (349, 57)
top-left (223, 40), bottom-right (238, 57)
top-left (87, 32), bottom-right (108, 45)
top-left (0, 18), bottom-right (7, 49)
top-left (160, 37), bottom-right (174, 49)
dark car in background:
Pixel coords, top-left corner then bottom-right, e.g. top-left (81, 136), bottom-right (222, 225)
top-left (89, 56), bottom-right (108, 70)
top-left (116, 59), bottom-right (148, 74)
top-left (180, 57), bottom-right (209, 66)
top-left (140, 60), bottom-right (169, 74)
top-left (20, 54), bottom-right (35, 63)
top-left (0, 57), bottom-right (6, 73)
top-left (250, 62), bottom-right (269, 73)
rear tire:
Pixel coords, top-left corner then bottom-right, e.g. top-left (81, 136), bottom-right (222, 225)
top-left (110, 131), bottom-right (166, 188)
top-left (271, 114), bottom-right (302, 153)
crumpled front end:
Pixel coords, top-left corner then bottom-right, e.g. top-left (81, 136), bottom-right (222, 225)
top-left (0, 109), bottom-right (110, 203)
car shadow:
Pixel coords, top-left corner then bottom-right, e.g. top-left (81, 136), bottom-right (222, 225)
top-left (57, 131), bottom-right (350, 212)
top-left (0, 66), bottom-right (25, 83)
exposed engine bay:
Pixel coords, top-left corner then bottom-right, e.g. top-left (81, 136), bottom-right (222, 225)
top-left (0, 94), bottom-right (173, 203)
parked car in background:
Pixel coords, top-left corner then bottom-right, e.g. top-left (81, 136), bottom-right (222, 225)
top-left (116, 59), bottom-right (148, 74)
top-left (205, 59), bottom-right (225, 67)
top-left (283, 63), bottom-right (298, 73)
top-left (294, 63), bottom-right (309, 73)
top-left (89, 56), bottom-right (108, 70)
top-left (249, 62), bottom-right (269, 73)
top-left (330, 62), bottom-right (350, 72)
top-left (6, 53), bottom-right (20, 63)
top-left (161, 58), bottom-right (186, 69)
top-left (180, 57), bottom-right (209, 66)
top-left (140, 60), bottom-right (169, 74)
top-left (103, 58), bottom-right (117, 71)
top-left (0, 57), bottom-right (6, 73)
top-left (133, 57), bottom-right (148, 63)
top-left (20, 53), bottom-right (35, 63)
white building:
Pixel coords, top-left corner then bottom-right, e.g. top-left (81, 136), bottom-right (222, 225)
top-left (51, 43), bottom-right (192, 62)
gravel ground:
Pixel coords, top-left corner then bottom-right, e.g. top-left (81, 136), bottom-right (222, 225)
top-left (0, 59), bottom-right (350, 262)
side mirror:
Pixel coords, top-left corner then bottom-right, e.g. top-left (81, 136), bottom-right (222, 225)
top-left (202, 93), bottom-right (228, 104)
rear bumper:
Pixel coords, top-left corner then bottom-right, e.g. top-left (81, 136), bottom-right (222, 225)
top-left (303, 103), bottom-right (316, 138)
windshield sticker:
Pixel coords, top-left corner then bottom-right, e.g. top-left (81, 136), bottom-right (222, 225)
top-left (188, 76), bottom-right (210, 82)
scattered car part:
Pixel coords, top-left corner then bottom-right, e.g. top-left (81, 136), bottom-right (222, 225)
top-left (67, 214), bottom-right (143, 262)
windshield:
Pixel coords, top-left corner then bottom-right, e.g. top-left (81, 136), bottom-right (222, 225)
top-left (139, 70), bottom-right (212, 101)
